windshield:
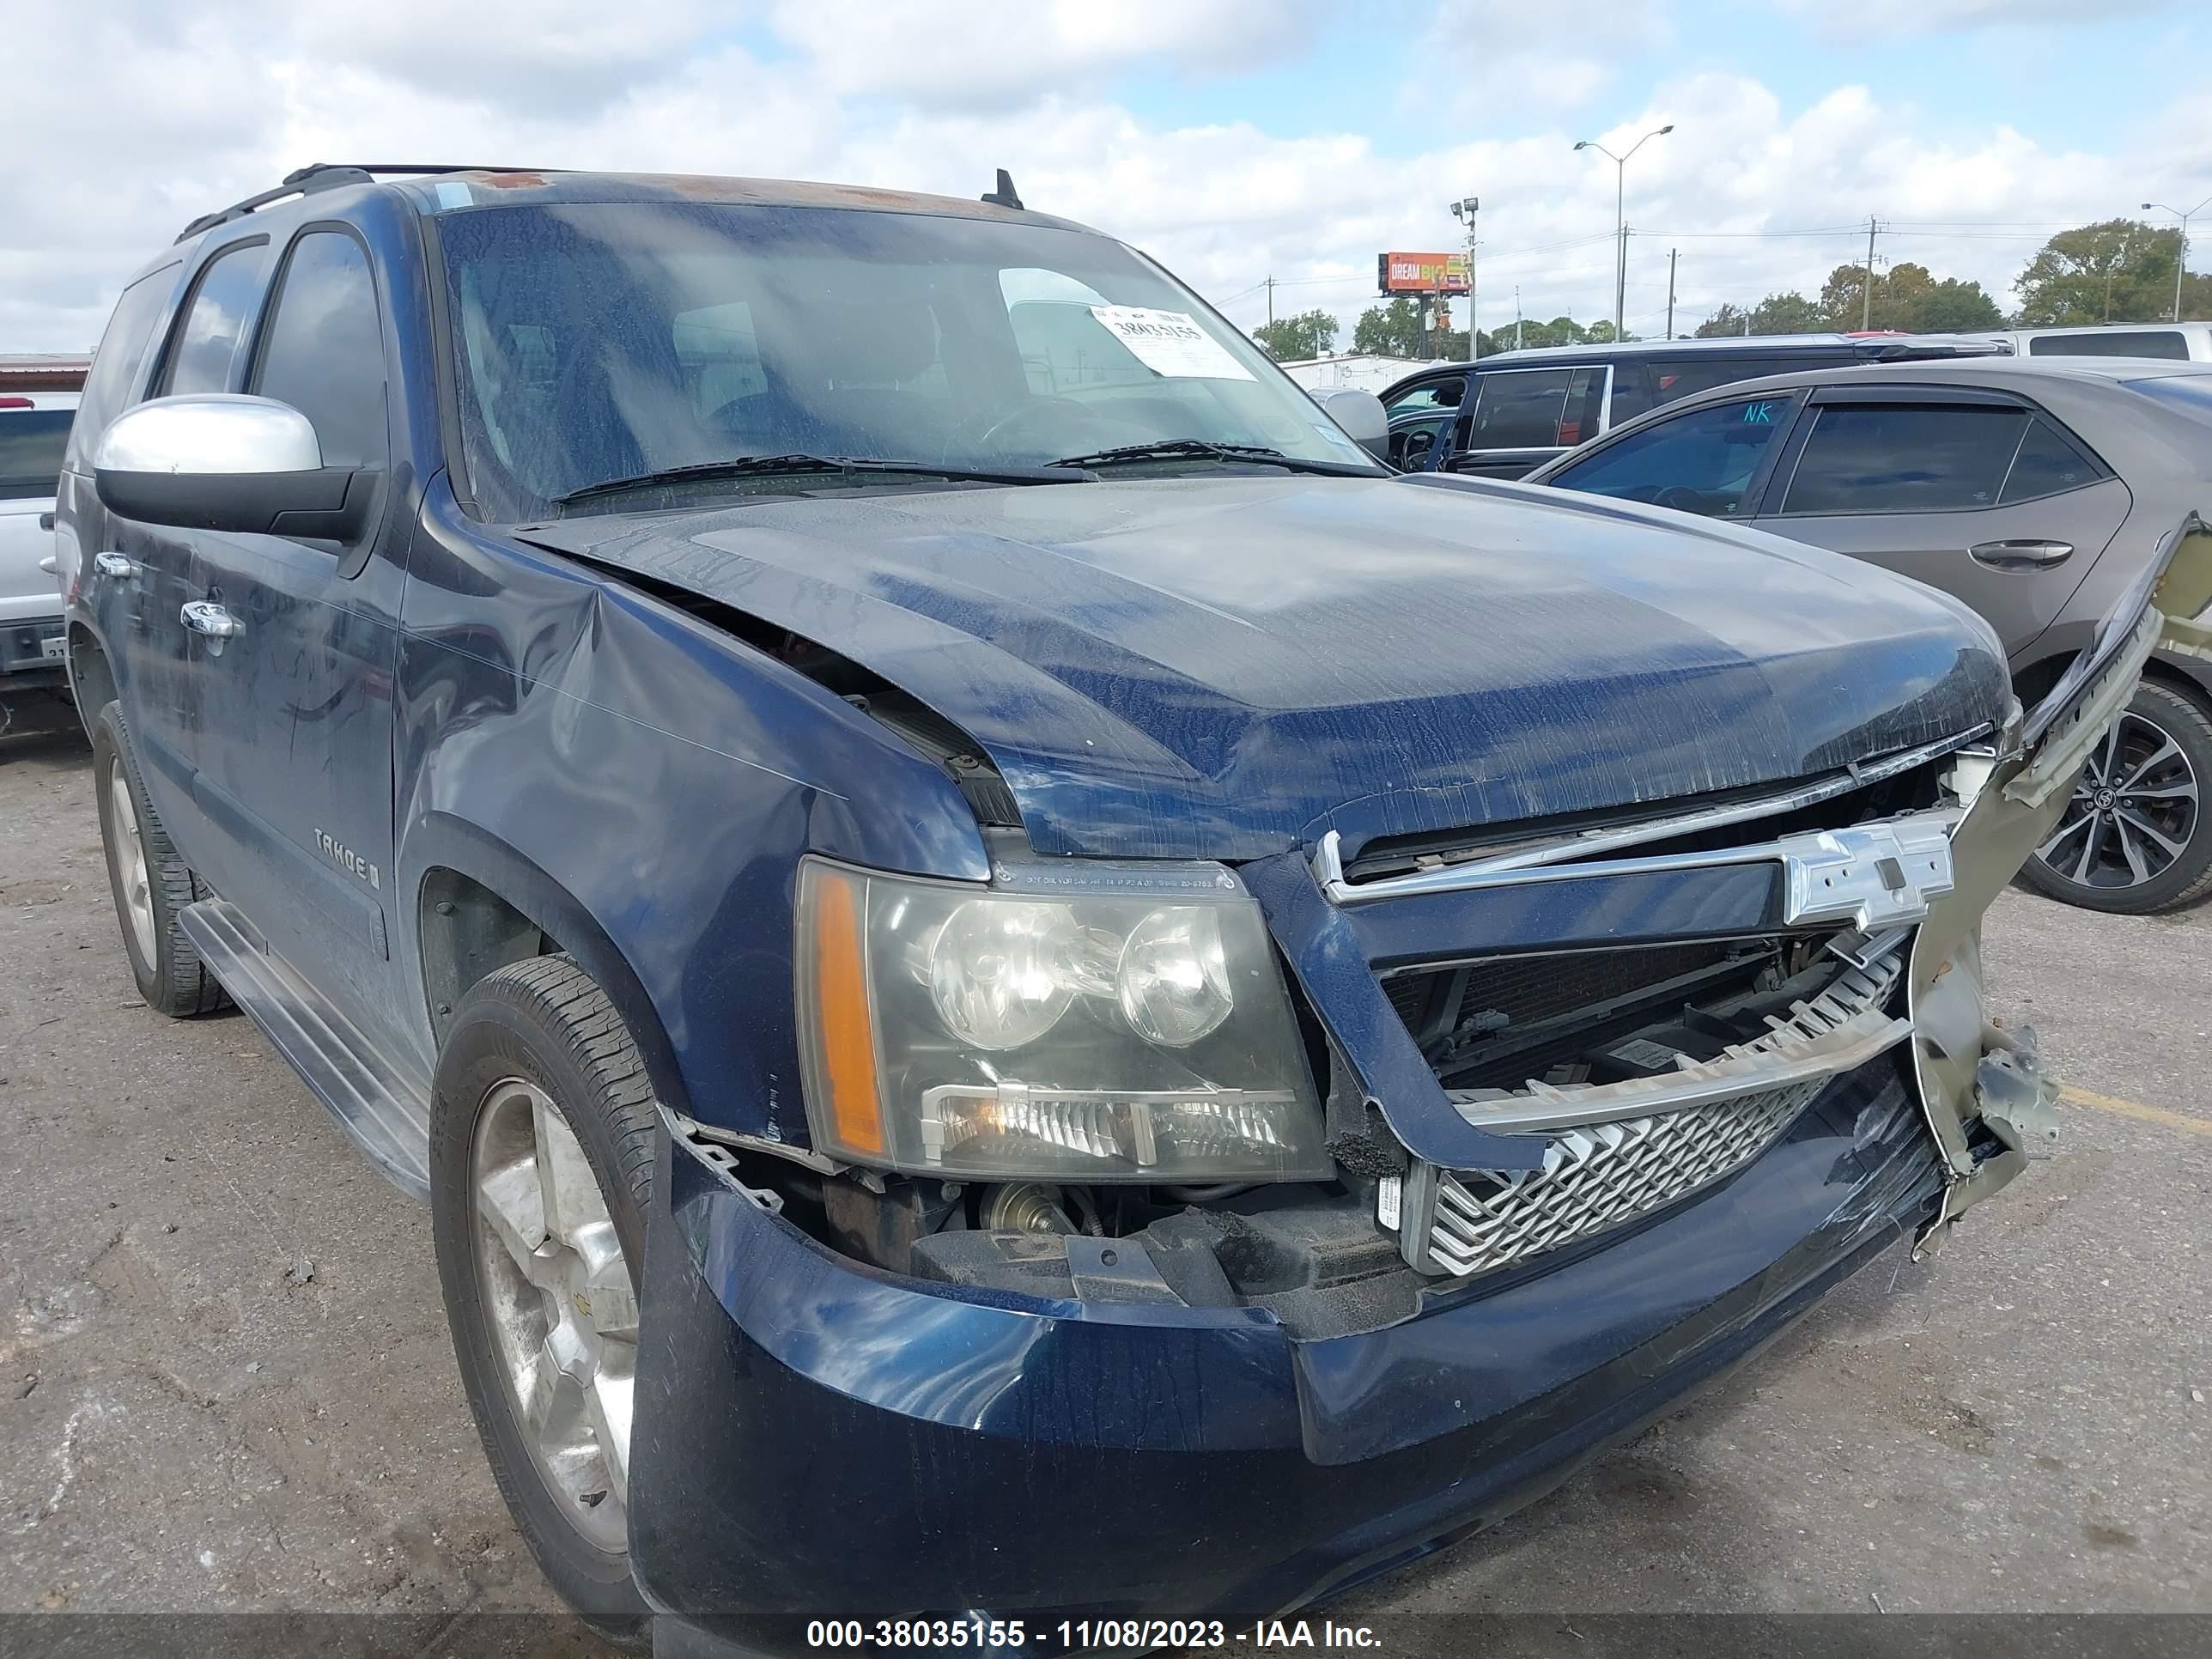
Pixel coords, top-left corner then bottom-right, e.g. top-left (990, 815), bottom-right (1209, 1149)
top-left (436, 202), bottom-right (1377, 518)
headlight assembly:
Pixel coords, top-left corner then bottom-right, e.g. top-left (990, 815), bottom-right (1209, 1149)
top-left (794, 856), bottom-right (1329, 1182)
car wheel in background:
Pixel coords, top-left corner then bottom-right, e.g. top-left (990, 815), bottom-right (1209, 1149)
top-left (2021, 680), bottom-right (2212, 915)
top-left (430, 954), bottom-right (655, 1643)
top-left (89, 700), bottom-right (228, 1016)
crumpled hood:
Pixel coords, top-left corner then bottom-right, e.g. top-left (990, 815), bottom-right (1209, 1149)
top-left (518, 475), bottom-right (2007, 860)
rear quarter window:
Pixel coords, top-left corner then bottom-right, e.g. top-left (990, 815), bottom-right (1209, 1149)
top-left (2028, 331), bottom-right (2190, 361)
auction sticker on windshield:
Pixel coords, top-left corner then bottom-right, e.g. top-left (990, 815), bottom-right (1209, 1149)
top-left (1088, 306), bottom-right (1255, 380)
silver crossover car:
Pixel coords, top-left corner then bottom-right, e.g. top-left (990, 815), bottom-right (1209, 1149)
top-left (1524, 358), bottom-right (2212, 914)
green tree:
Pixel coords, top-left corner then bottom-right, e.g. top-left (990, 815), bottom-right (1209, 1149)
top-left (1748, 291), bottom-right (1826, 334)
top-left (1251, 308), bottom-right (1338, 361)
top-left (2013, 220), bottom-right (2181, 325)
top-left (1694, 302), bottom-right (1751, 338)
top-left (1352, 297), bottom-right (1425, 357)
top-left (1504, 316), bottom-right (1590, 348)
top-left (1905, 277), bottom-right (2003, 332)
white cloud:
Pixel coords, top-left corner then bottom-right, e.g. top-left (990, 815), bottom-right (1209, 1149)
top-left (0, 0), bottom-right (2192, 353)
top-left (766, 0), bottom-right (1323, 111)
top-left (1780, 0), bottom-right (2172, 36)
top-left (1419, 0), bottom-right (1675, 118)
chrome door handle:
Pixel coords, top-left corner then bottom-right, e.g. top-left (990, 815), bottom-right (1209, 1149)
top-left (94, 551), bottom-right (137, 580)
top-left (180, 599), bottom-right (244, 638)
top-left (1970, 538), bottom-right (2073, 571)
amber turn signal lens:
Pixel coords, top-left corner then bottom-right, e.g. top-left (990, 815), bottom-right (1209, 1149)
top-left (807, 864), bottom-right (885, 1156)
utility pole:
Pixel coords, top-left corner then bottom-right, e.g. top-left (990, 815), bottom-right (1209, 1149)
top-left (1861, 217), bottom-right (1883, 331)
top-left (1264, 275), bottom-right (1275, 328)
top-left (1514, 286), bottom-right (1523, 350)
top-left (1665, 247), bottom-right (1678, 338)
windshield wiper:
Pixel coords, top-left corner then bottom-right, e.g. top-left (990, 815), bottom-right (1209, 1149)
top-left (555, 453), bottom-right (1088, 509)
top-left (1046, 439), bottom-right (1376, 477)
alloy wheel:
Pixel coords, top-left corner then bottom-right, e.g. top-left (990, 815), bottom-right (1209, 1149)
top-left (108, 756), bottom-right (157, 967)
top-left (471, 1078), bottom-right (636, 1554)
top-left (2032, 709), bottom-right (2201, 891)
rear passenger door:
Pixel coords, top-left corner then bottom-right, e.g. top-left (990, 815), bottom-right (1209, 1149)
top-left (1748, 389), bottom-right (2131, 654)
top-left (1439, 363), bottom-right (1608, 477)
top-left (172, 226), bottom-right (404, 1018)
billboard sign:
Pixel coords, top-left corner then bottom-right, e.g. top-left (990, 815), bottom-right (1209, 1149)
top-left (1377, 252), bottom-right (1470, 295)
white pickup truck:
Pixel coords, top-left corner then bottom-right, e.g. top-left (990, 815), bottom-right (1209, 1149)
top-left (0, 375), bottom-right (79, 713)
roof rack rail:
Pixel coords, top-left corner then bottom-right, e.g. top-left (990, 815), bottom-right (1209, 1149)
top-left (1863, 338), bottom-right (2015, 362)
top-left (176, 163), bottom-right (556, 244)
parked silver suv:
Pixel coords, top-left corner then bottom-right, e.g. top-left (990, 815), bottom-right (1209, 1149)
top-left (0, 358), bottom-right (83, 714)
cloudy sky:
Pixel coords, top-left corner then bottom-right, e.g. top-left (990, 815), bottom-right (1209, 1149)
top-left (7, 0), bottom-right (2209, 353)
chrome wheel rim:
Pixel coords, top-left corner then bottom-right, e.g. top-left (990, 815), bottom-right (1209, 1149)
top-left (108, 757), bottom-right (157, 966)
top-left (471, 1078), bottom-right (635, 1554)
top-left (2033, 710), bottom-right (2201, 890)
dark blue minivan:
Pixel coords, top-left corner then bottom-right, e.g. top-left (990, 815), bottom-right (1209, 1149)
top-left (53, 164), bottom-right (2166, 1652)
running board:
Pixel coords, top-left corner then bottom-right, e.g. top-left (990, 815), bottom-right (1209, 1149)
top-left (179, 899), bottom-right (433, 1202)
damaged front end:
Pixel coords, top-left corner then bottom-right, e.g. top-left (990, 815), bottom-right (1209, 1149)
top-left (628, 520), bottom-right (2209, 1634)
top-left (1314, 511), bottom-right (2209, 1280)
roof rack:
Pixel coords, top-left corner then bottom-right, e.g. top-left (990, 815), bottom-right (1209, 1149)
top-left (1860, 338), bottom-right (2015, 362)
top-left (176, 163), bottom-right (556, 244)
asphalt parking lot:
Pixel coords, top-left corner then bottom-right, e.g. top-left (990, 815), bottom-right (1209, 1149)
top-left (2, 693), bottom-right (2208, 1644)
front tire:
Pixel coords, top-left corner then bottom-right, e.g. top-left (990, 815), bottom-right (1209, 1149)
top-left (89, 701), bottom-right (226, 1017)
top-left (2021, 680), bottom-right (2212, 915)
top-left (431, 955), bottom-right (656, 1639)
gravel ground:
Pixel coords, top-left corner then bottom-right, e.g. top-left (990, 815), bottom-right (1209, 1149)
top-left (2, 694), bottom-right (2207, 1646)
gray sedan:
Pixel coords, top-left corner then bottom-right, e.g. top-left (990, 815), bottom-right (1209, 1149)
top-left (1522, 357), bottom-right (2212, 914)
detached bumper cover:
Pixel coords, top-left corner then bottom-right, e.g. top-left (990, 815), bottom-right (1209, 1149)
top-left (629, 1056), bottom-right (1943, 1629)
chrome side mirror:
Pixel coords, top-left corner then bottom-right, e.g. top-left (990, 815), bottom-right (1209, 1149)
top-left (94, 394), bottom-right (372, 541)
top-left (1308, 386), bottom-right (1389, 462)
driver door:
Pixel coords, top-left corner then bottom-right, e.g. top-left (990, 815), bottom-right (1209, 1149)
top-left (177, 226), bottom-right (404, 1018)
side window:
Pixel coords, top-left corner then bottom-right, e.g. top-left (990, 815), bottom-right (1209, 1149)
top-left (0, 410), bottom-right (76, 501)
top-left (1649, 356), bottom-right (1814, 405)
top-left (64, 262), bottom-right (179, 470)
top-left (158, 240), bottom-right (275, 397)
top-left (1386, 376), bottom-right (1464, 417)
top-left (2028, 331), bottom-right (2190, 361)
top-left (1547, 397), bottom-right (1792, 519)
top-left (1998, 416), bottom-right (2105, 504)
top-left (1607, 362), bottom-right (1659, 425)
top-left (1780, 404), bottom-right (2030, 516)
top-left (250, 232), bottom-right (388, 468)
top-left (1462, 365), bottom-right (1604, 450)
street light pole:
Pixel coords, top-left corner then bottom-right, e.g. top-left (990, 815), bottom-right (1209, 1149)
top-left (2142, 194), bottom-right (2212, 323)
top-left (1576, 125), bottom-right (1673, 339)
top-left (1449, 196), bottom-right (1480, 359)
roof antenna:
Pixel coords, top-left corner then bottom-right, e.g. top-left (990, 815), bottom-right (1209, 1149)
top-left (981, 168), bottom-right (1024, 210)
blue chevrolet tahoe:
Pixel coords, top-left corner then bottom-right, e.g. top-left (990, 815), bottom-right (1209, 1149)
top-left (52, 163), bottom-right (2196, 1651)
